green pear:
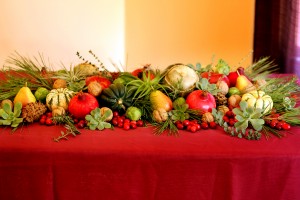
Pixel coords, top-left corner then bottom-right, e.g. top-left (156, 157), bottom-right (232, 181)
top-left (14, 83), bottom-right (36, 107)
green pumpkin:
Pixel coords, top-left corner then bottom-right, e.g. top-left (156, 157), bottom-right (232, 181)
top-left (99, 83), bottom-right (135, 112)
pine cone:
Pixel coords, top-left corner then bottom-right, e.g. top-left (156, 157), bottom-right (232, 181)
top-left (22, 102), bottom-right (47, 123)
top-left (215, 92), bottom-right (228, 106)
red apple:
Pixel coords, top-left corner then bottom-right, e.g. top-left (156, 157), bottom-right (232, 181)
top-left (227, 71), bottom-right (239, 87)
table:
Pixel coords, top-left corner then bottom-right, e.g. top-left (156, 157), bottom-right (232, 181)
top-left (0, 124), bottom-right (300, 200)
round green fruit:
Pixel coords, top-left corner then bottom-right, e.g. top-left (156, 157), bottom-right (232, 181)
top-left (125, 106), bottom-right (142, 121)
top-left (228, 87), bottom-right (241, 96)
top-left (34, 87), bottom-right (50, 103)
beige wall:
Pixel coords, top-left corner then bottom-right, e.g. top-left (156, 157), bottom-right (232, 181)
top-left (125, 0), bottom-right (255, 71)
top-left (0, 0), bottom-right (255, 72)
top-left (0, 0), bottom-right (125, 71)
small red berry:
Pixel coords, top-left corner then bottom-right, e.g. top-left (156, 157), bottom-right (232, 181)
top-left (45, 118), bottom-right (53, 126)
top-left (113, 111), bottom-right (119, 117)
top-left (46, 112), bottom-right (52, 118)
top-left (195, 123), bottom-right (201, 131)
top-left (190, 125), bottom-right (197, 133)
top-left (112, 118), bottom-right (118, 126)
top-left (39, 118), bottom-right (46, 125)
top-left (223, 115), bottom-right (230, 123)
top-left (282, 123), bottom-right (291, 130)
top-left (176, 123), bottom-right (184, 130)
top-left (124, 119), bottom-right (131, 124)
top-left (183, 120), bottom-right (190, 127)
top-left (226, 111), bottom-right (234, 118)
top-left (77, 122), bottom-right (85, 129)
top-left (201, 122), bottom-right (209, 129)
top-left (209, 121), bottom-right (217, 129)
top-left (137, 120), bottom-right (144, 127)
top-left (130, 124), bottom-right (137, 129)
top-left (123, 123), bottom-right (130, 130)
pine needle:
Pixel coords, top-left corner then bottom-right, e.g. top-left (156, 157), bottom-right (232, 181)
top-left (245, 57), bottom-right (279, 80)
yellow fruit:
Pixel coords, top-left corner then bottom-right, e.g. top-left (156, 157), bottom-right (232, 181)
top-left (235, 75), bottom-right (253, 92)
top-left (150, 90), bottom-right (173, 111)
top-left (13, 84), bottom-right (36, 107)
top-left (241, 90), bottom-right (273, 114)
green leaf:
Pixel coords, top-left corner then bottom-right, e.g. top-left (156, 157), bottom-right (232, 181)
top-left (249, 119), bottom-right (264, 131)
top-left (104, 122), bottom-right (111, 129)
top-left (232, 108), bottom-right (243, 116)
top-left (103, 109), bottom-right (112, 119)
top-left (14, 102), bottom-right (22, 113)
top-left (0, 119), bottom-right (12, 125)
top-left (239, 101), bottom-right (248, 111)
top-left (235, 115), bottom-right (245, 122)
top-left (97, 123), bottom-right (104, 130)
top-left (89, 124), bottom-right (97, 130)
top-left (85, 115), bottom-right (92, 121)
top-left (250, 110), bottom-right (262, 119)
top-left (0, 109), bottom-right (9, 119)
top-left (3, 103), bottom-right (12, 114)
top-left (235, 120), bottom-right (248, 131)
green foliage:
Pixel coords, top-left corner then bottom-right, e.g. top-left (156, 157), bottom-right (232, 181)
top-left (233, 101), bottom-right (265, 132)
top-left (169, 97), bottom-right (190, 122)
top-left (196, 78), bottom-right (220, 95)
top-left (215, 59), bottom-right (230, 75)
top-left (85, 108), bottom-right (112, 130)
top-left (212, 108), bottom-right (225, 126)
top-left (260, 76), bottom-right (300, 112)
top-left (52, 115), bottom-right (81, 142)
top-left (54, 65), bottom-right (87, 92)
top-left (127, 71), bottom-right (165, 101)
top-left (0, 102), bottom-right (23, 131)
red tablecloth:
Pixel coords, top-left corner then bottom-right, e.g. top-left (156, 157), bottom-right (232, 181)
top-left (0, 124), bottom-right (300, 200)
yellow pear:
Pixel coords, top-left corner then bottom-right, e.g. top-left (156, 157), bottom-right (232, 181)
top-left (150, 90), bottom-right (173, 112)
top-left (235, 75), bottom-right (254, 92)
top-left (14, 83), bottom-right (36, 107)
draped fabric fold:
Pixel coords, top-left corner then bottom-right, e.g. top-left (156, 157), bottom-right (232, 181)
top-left (253, 0), bottom-right (300, 77)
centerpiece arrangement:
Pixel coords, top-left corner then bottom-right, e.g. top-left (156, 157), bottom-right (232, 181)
top-left (0, 51), bottom-right (299, 141)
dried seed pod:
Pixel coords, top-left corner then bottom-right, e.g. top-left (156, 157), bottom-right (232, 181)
top-left (217, 105), bottom-right (230, 115)
top-left (88, 81), bottom-right (103, 97)
top-left (53, 79), bottom-right (67, 89)
top-left (202, 112), bottom-right (214, 123)
top-left (153, 108), bottom-right (168, 123)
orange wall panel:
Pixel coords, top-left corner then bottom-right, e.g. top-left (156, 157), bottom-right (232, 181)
top-left (125, 0), bottom-right (255, 71)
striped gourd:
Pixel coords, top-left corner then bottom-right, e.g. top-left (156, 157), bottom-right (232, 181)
top-left (241, 90), bottom-right (273, 114)
top-left (46, 88), bottom-right (75, 111)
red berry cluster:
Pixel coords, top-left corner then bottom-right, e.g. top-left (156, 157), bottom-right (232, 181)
top-left (39, 112), bottom-right (54, 126)
top-left (222, 111), bottom-right (237, 126)
top-left (265, 114), bottom-right (291, 130)
top-left (175, 119), bottom-right (217, 133)
top-left (111, 111), bottom-right (144, 130)
top-left (72, 118), bottom-right (87, 129)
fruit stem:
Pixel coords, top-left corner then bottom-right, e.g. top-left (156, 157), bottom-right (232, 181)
top-left (236, 70), bottom-right (240, 76)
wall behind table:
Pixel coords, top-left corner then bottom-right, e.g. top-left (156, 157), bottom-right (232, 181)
top-left (125, 0), bottom-right (255, 71)
top-left (0, 0), bottom-right (125, 71)
top-left (0, 0), bottom-right (255, 72)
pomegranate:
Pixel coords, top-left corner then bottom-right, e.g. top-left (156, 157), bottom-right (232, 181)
top-left (68, 92), bottom-right (99, 119)
top-left (186, 90), bottom-right (216, 113)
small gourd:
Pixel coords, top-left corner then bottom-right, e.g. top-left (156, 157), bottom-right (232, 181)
top-left (241, 90), bottom-right (273, 114)
top-left (46, 88), bottom-right (75, 111)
